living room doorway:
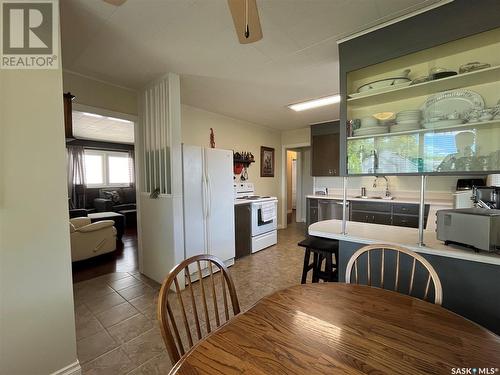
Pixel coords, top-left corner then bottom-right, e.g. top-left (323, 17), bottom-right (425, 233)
top-left (67, 104), bottom-right (140, 283)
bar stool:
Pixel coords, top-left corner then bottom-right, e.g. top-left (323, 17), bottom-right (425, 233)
top-left (298, 236), bottom-right (339, 283)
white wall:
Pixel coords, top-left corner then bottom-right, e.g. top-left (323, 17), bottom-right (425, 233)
top-left (281, 127), bottom-right (310, 146)
top-left (181, 104), bottom-right (284, 225)
top-left (63, 70), bottom-right (138, 115)
top-left (0, 54), bottom-right (78, 375)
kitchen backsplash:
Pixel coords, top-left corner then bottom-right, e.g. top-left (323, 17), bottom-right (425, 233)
top-left (314, 175), bottom-right (486, 196)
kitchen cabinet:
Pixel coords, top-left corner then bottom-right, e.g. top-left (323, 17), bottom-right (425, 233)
top-left (350, 201), bottom-right (430, 228)
top-left (311, 121), bottom-right (340, 176)
top-left (307, 197), bottom-right (430, 229)
top-left (306, 198), bottom-right (319, 229)
top-left (339, 3), bottom-right (500, 176)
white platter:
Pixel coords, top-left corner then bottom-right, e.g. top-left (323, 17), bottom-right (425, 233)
top-left (421, 89), bottom-right (484, 122)
top-left (349, 81), bottom-right (411, 99)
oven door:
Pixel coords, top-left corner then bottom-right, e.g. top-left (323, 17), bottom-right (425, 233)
top-left (251, 200), bottom-right (277, 236)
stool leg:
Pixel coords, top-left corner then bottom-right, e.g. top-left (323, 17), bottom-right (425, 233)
top-left (326, 253), bottom-right (333, 282)
top-left (312, 252), bottom-right (320, 283)
top-left (301, 248), bottom-right (311, 284)
top-left (332, 249), bottom-right (339, 282)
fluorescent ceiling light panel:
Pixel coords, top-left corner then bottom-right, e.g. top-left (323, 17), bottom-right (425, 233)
top-left (82, 112), bottom-right (104, 118)
top-left (288, 94), bottom-right (340, 112)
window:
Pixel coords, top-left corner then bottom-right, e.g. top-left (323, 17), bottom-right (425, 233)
top-left (84, 150), bottom-right (133, 187)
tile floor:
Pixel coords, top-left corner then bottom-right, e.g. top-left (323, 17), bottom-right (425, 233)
top-left (74, 221), bottom-right (307, 374)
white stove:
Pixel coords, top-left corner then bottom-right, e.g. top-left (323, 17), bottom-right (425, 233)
top-left (234, 182), bottom-right (278, 253)
top-left (234, 182), bottom-right (276, 204)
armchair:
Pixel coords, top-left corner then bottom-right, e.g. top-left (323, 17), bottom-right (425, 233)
top-left (69, 217), bottom-right (117, 262)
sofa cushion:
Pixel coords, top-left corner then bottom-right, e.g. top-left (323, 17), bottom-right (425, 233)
top-left (102, 190), bottom-right (121, 204)
top-left (120, 187), bottom-right (136, 204)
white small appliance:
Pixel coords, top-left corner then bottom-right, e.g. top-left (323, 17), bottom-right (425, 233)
top-left (182, 145), bottom-right (235, 276)
top-left (234, 182), bottom-right (278, 253)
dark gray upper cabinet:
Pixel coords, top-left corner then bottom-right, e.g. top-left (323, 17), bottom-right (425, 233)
top-left (338, 0), bottom-right (500, 176)
top-left (311, 121), bottom-right (340, 176)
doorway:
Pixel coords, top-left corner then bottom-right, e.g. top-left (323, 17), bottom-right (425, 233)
top-left (68, 104), bottom-right (139, 282)
top-left (284, 147), bottom-right (313, 226)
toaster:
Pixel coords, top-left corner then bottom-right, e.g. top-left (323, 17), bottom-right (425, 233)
top-left (436, 208), bottom-right (500, 252)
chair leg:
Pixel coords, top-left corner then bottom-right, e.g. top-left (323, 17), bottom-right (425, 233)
top-left (301, 248), bottom-right (311, 284)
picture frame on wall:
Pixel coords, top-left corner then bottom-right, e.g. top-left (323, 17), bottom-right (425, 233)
top-left (260, 146), bottom-right (275, 177)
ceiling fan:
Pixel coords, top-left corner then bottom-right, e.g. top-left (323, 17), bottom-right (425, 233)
top-left (227, 0), bottom-right (263, 44)
top-left (101, 0), bottom-right (263, 44)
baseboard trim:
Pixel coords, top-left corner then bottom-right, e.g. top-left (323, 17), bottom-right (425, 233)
top-left (51, 361), bottom-right (81, 375)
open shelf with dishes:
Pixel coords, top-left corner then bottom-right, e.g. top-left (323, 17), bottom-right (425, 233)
top-left (347, 65), bottom-right (500, 107)
top-left (345, 27), bottom-right (500, 175)
top-left (347, 119), bottom-right (500, 140)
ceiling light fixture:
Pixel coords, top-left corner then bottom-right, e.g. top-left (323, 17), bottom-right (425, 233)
top-left (107, 116), bottom-right (133, 124)
top-left (82, 112), bottom-right (104, 119)
top-left (287, 94), bottom-right (341, 112)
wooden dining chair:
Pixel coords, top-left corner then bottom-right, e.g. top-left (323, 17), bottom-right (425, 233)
top-left (157, 254), bottom-right (241, 364)
top-left (345, 244), bottom-right (443, 305)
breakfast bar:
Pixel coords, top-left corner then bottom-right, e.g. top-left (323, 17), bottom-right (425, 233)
top-left (309, 219), bottom-right (500, 334)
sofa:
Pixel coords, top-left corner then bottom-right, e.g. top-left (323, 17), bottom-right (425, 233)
top-left (70, 217), bottom-right (117, 262)
top-left (93, 187), bottom-right (136, 213)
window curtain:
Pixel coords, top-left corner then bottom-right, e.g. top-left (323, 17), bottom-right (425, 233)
top-left (67, 145), bottom-right (86, 209)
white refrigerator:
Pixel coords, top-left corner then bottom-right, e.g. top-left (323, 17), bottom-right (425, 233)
top-left (182, 145), bottom-right (235, 273)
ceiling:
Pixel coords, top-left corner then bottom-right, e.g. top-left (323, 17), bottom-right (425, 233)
top-left (61, 0), bottom-right (443, 130)
top-left (72, 111), bottom-right (135, 144)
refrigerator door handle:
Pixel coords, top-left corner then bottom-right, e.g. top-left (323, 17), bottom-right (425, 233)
top-left (206, 173), bottom-right (212, 218)
top-left (202, 173), bottom-right (209, 219)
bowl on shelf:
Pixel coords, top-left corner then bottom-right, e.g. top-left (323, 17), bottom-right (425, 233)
top-left (429, 67), bottom-right (457, 80)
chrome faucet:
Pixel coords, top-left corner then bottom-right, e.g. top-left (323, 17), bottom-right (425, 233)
top-left (373, 176), bottom-right (391, 197)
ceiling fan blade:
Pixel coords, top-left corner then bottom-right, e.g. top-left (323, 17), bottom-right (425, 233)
top-left (227, 0), bottom-right (263, 44)
top-left (102, 0), bottom-right (127, 6)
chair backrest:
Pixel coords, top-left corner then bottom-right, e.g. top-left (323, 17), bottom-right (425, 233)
top-left (157, 254), bottom-right (240, 364)
top-left (345, 244), bottom-right (442, 305)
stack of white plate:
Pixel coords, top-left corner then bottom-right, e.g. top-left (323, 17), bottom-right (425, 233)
top-left (391, 110), bottom-right (421, 133)
top-left (353, 125), bottom-right (389, 137)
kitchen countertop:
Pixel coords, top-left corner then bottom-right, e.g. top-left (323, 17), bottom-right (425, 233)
top-left (309, 219), bottom-right (500, 266)
top-left (306, 194), bottom-right (453, 206)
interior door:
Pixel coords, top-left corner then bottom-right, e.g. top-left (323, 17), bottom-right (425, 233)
top-left (204, 148), bottom-right (235, 263)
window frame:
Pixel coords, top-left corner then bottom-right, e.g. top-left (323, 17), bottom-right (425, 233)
top-left (84, 149), bottom-right (133, 188)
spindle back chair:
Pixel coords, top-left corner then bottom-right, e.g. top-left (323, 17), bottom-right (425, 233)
top-left (345, 244), bottom-right (442, 305)
top-left (157, 254), bottom-right (240, 364)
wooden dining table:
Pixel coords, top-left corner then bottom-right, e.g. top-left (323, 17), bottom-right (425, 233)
top-left (169, 283), bottom-right (500, 374)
